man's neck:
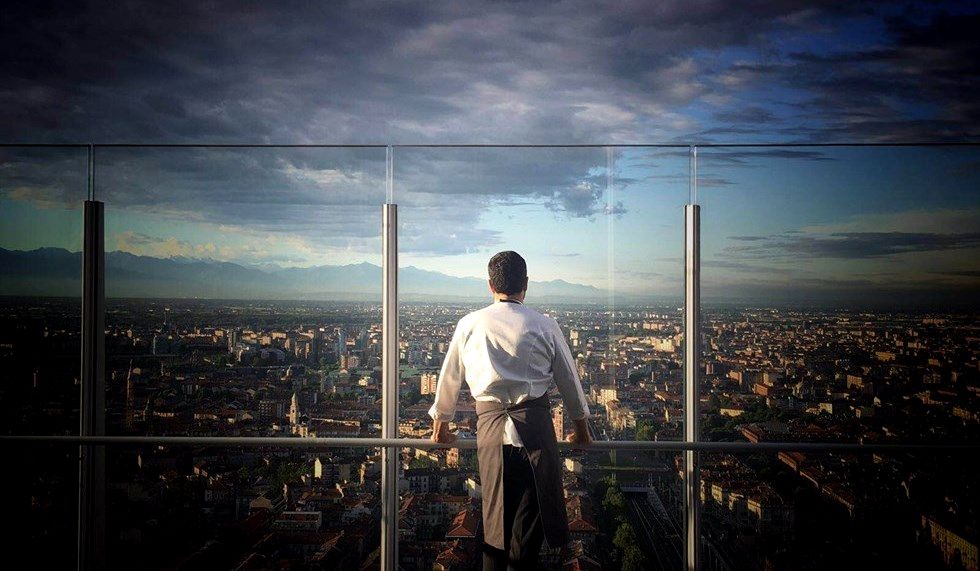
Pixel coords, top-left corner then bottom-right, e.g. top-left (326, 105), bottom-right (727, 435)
top-left (494, 294), bottom-right (524, 304)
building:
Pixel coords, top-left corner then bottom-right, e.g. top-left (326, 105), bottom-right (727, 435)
top-left (257, 399), bottom-right (285, 421)
top-left (272, 511), bottom-right (323, 532)
top-left (289, 392), bottom-right (301, 426)
top-left (922, 514), bottom-right (978, 571)
top-left (421, 372), bottom-right (439, 395)
top-left (553, 405), bottom-right (564, 439)
top-left (336, 327), bottom-right (348, 356)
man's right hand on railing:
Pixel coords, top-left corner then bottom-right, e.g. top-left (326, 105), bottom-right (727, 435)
top-left (431, 419), bottom-right (457, 445)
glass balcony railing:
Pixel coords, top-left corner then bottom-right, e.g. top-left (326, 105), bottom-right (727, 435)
top-left (1, 143), bottom-right (977, 571)
top-left (697, 145), bottom-right (980, 446)
top-left (104, 444), bottom-right (381, 570)
top-left (0, 146), bottom-right (87, 436)
top-left (95, 146), bottom-right (388, 439)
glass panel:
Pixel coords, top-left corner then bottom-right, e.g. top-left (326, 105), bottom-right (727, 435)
top-left (394, 146), bottom-right (687, 444)
top-left (398, 442), bottom-right (483, 569)
top-left (7, 443), bottom-right (79, 568)
top-left (606, 147), bottom-right (688, 445)
top-left (698, 146), bottom-right (980, 444)
top-left (701, 448), bottom-right (978, 570)
top-left (396, 444), bottom-right (684, 570)
top-left (97, 147), bottom-right (387, 437)
top-left (107, 444), bottom-right (380, 569)
top-left (0, 146), bottom-right (87, 435)
top-left (392, 145), bottom-right (687, 568)
top-left (566, 447), bottom-right (685, 570)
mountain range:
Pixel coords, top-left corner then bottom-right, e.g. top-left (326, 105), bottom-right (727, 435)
top-left (0, 247), bottom-right (607, 301)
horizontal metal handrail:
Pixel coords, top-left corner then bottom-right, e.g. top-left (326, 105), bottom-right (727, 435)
top-left (3, 435), bottom-right (977, 452)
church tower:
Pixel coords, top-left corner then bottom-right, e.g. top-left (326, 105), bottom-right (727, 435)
top-left (289, 392), bottom-right (300, 426)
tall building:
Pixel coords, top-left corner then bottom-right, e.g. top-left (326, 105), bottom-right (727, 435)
top-left (336, 327), bottom-right (348, 357)
top-left (124, 360), bottom-right (135, 431)
top-left (312, 327), bottom-right (323, 364)
top-left (552, 405), bottom-right (564, 440)
top-left (289, 392), bottom-right (300, 426)
top-left (420, 373), bottom-right (438, 395)
top-left (598, 385), bottom-right (618, 407)
top-left (227, 329), bottom-right (239, 353)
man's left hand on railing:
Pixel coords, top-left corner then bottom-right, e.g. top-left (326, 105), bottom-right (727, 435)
top-left (565, 418), bottom-right (593, 450)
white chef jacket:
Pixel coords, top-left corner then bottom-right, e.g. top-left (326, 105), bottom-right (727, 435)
top-left (428, 298), bottom-right (590, 447)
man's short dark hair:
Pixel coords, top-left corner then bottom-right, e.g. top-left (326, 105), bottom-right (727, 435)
top-left (488, 251), bottom-right (527, 295)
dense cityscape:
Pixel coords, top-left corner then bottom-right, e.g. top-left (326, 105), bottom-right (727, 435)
top-left (4, 296), bottom-right (978, 570)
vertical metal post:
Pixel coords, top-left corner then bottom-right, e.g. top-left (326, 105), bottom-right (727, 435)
top-left (79, 194), bottom-right (105, 570)
top-left (684, 201), bottom-right (701, 571)
top-left (380, 164), bottom-right (399, 570)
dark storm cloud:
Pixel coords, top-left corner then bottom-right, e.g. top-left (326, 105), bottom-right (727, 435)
top-left (697, 149), bottom-right (832, 164)
top-left (703, 259), bottom-right (793, 274)
top-left (931, 270), bottom-right (980, 278)
top-left (94, 147), bottom-right (389, 244)
top-left (724, 231), bottom-right (980, 260)
top-left (640, 147), bottom-right (829, 161)
top-left (777, 11), bottom-right (980, 141)
top-left (0, 148), bottom-right (90, 206)
top-left (713, 107), bottom-right (776, 124)
top-left (3, 144), bottom-right (632, 257)
top-left (2, 1), bottom-right (977, 264)
top-left (2, 1), bottom-right (975, 145)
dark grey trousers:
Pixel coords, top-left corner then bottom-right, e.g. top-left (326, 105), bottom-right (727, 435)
top-left (482, 444), bottom-right (545, 571)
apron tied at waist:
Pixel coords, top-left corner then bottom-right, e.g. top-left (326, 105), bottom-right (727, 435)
top-left (475, 392), bottom-right (569, 551)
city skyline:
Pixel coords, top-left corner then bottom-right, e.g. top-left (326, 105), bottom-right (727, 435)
top-left (5, 293), bottom-right (976, 568)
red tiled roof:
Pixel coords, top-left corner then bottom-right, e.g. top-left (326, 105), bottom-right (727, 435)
top-left (563, 555), bottom-right (602, 571)
top-left (565, 496), bottom-right (598, 533)
top-left (446, 508), bottom-right (480, 538)
top-left (434, 540), bottom-right (477, 568)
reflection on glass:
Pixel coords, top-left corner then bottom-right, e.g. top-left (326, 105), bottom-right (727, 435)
top-left (579, 448), bottom-right (685, 570)
top-left (398, 446), bottom-right (685, 570)
top-left (395, 146), bottom-right (687, 445)
top-left (95, 147), bottom-right (387, 437)
top-left (107, 445), bottom-right (380, 569)
top-left (698, 146), bottom-right (980, 445)
top-left (0, 147), bottom-right (87, 435)
top-left (9, 444), bottom-right (79, 568)
top-left (700, 449), bottom-right (978, 570)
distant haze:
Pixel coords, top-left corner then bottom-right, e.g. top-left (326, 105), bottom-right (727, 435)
top-left (2, 247), bottom-right (977, 310)
top-left (0, 247), bottom-right (611, 302)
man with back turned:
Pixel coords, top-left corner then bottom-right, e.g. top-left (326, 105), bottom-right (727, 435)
top-left (428, 250), bottom-right (593, 570)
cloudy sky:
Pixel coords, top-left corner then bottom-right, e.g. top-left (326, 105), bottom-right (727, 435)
top-left (0, 1), bottom-right (978, 305)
